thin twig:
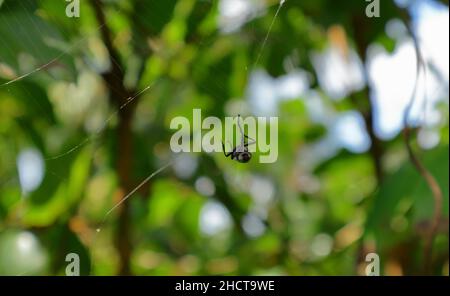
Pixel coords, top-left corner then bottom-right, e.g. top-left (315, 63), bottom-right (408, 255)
top-left (402, 22), bottom-right (443, 275)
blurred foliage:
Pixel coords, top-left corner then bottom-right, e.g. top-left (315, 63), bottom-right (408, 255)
top-left (0, 0), bottom-right (448, 275)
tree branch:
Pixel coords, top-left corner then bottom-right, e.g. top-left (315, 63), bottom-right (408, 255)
top-left (351, 14), bottom-right (385, 185)
top-left (89, 0), bottom-right (138, 275)
top-left (400, 16), bottom-right (443, 274)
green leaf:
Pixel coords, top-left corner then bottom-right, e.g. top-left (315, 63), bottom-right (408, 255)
top-left (43, 224), bottom-right (91, 275)
top-left (0, 1), bottom-right (75, 81)
top-left (174, 195), bottom-right (204, 240)
top-left (147, 180), bottom-right (185, 227)
top-left (366, 145), bottom-right (449, 247)
top-left (23, 147), bottom-right (92, 226)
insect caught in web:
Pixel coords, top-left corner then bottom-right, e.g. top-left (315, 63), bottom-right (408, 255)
top-left (222, 115), bottom-right (256, 163)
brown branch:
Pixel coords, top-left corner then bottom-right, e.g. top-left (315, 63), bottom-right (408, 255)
top-left (400, 13), bottom-right (444, 275)
top-left (89, 0), bottom-right (128, 105)
top-left (349, 13), bottom-right (386, 274)
top-left (351, 14), bottom-right (385, 185)
top-left (89, 0), bottom-right (138, 275)
top-left (403, 127), bottom-right (443, 274)
top-left (349, 90), bottom-right (384, 184)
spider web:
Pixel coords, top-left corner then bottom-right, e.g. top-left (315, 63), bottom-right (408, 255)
top-left (0, 0), bottom-right (287, 275)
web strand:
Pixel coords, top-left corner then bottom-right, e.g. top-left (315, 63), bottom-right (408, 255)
top-left (253, 0), bottom-right (286, 68)
top-left (239, 0), bottom-right (286, 116)
top-left (0, 23), bottom-right (107, 88)
top-left (100, 160), bottom-right (174, 225)
top-left (46, 81), bottom-right (157, 160)
top-left (89, 159), bottom-right (174, 274)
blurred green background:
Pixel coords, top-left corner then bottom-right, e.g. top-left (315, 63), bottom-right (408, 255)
top-left (0, 0), bottom-right (448, 275)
